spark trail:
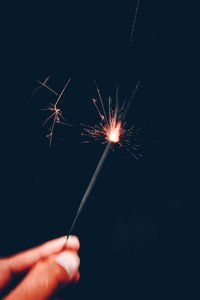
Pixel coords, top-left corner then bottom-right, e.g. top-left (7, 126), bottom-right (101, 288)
top-left (129, 0), bottom-right (141, 43)
top-left (33, 77), bottom-right (71, 146)
top-left (31, 76), bottom-right (58, 96)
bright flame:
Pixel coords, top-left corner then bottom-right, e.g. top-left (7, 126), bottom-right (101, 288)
top-left (82, 84), bottom-right (141, 159)
top-left (82, 85), bottom-right (125, 146)
top-left (106, 121), bottom-right (121, 143)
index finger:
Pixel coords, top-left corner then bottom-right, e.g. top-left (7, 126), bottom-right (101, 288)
top-left (0, 235), bottom-right (79, 290)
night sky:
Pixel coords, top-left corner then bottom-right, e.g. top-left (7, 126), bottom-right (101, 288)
top-left (1, 1), bottom-right (197, 299)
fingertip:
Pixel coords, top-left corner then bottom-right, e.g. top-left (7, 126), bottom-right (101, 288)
top-left (64, 236), bottom-right (80, 251)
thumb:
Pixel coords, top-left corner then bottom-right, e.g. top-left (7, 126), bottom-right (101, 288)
top-left (4, 251), bottom-right (80, 300)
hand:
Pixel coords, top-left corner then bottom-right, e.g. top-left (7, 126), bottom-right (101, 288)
top-left (0, 236), bottom-right (80, 300)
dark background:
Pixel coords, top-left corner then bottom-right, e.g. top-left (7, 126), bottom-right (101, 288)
top-left (1, 1), bottom-right (197, 299)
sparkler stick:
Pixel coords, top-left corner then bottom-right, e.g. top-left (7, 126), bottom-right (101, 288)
top-left (67, 142), bottom-right (112, 239)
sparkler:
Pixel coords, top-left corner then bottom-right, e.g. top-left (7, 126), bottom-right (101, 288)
top-left (66, 82), bottom-right (141, 240)
top-left (33, 77), bottom-right (71, 146)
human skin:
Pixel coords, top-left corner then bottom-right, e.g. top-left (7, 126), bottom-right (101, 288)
top-left (0, 236), bottom-right (80, 300)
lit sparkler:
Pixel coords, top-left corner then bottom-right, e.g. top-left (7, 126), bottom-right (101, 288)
top-left (33, 77), bottom-right (71, 146)
top-left (82, 81), bottom-right (141, 157)
top-left (66, 82), bottom-right (141, 239)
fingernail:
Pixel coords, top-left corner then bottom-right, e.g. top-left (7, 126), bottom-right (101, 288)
top-left (55, 251), bottom-right (80, 277)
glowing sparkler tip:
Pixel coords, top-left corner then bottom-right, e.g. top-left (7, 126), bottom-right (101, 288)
top-left (82, 84), bottom-right (140, 158)
top-left (106, 121), bottom-right (121, 143)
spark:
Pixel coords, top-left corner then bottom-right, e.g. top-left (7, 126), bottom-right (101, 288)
top-left (33, 77), bottom-right (71, 146)
top-left (31, 76), bottom-right (58, 96)
top-left (129, 0), bottom-right (141, 43)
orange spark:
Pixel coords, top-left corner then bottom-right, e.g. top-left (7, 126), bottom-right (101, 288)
top-left (33, 77), bottom-right (71, 146)
top-left (31, 76), bottom-right (58, 95)
top-left (82, 83), bottom-right (141, 159)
